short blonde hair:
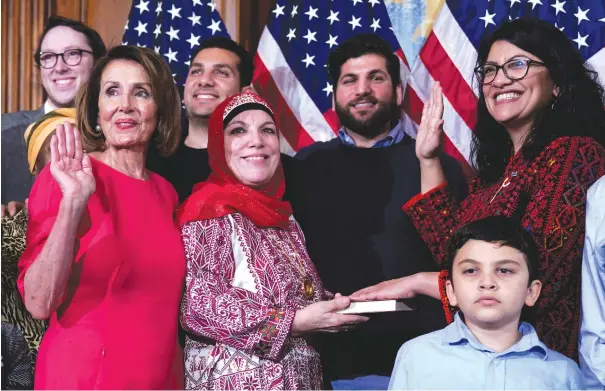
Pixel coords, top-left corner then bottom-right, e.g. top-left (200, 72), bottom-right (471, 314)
top-left (76, 45), bottom-right (181, 156)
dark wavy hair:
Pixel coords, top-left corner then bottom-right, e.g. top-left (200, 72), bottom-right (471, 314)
top-left (190, 37), bottom-right (254, 88)
top-left (446, 216), bottom-right (540, 286)
top-left (327, 33), bottom-right (401, 91)
top-left (471, 18), bottom-right (605, 183)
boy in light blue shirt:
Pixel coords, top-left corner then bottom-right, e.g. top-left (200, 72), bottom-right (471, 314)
top-left (389, 216), bottom-right (583, 390)
top-left (579, 177), bottom-right (605, 389)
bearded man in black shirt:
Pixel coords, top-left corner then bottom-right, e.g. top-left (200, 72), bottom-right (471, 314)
top-left (288, 34), bottom-right (468, 390)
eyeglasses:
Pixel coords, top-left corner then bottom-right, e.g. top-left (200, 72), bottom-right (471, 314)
top-left (474, 58), bottom-right (546, 85)
top-left (34, 49), bottom-right (93, 69)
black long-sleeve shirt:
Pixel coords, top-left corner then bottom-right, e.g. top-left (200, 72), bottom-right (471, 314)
top-left (287, 136), bottom-right (468, 381)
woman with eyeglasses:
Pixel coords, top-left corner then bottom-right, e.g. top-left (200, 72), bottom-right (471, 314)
top-left (352, 18), bottom-right (605, 361)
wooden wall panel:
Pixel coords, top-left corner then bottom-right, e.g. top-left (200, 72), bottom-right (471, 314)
top-left (2, 0), bottom-right (50, 114)
top-left (31, 0), bottom-right (46, 107)
top-left (88, 0), bottom-right (132, 49)
top-left (216, 0), bottom-right (239, 41)
top-left (6, 0), bottom-right (22, 113)
top-left (239, 0), bottom-right (275, 53)
top-left (2, 2), bottom-right (9, 114)
top-left (52, 0), bottom-right (83, 22)
top-left (19, 0), bottom-right (33, 110)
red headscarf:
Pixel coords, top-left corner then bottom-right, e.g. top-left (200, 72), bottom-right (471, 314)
top-left (176, 92), bottom-right (293, 228)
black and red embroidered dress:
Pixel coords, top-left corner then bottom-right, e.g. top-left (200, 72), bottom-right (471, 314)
top-left (403, 136), bottom-right (605, 360)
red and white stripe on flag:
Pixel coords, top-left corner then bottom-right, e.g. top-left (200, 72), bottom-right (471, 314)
top-left (252, 0), bottom-right (605, 171)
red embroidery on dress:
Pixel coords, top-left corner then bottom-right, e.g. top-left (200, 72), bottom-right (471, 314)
top-left (403, 137), bottom-right (605, 361)
top-left (180, 214), bottom-right (325, 389)
top-left (438, 270), bottom-right (454, 324)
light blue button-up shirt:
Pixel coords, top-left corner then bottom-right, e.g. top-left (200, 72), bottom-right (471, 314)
top-left (338, 120), bottom-right (406, 148)
top-left (389, 313), bottom-right (584, 390)
top-left (580, 177), bottom-right (605, 390)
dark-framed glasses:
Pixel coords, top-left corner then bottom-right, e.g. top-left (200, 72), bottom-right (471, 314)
top-left (474, 58), bottom-right (546, 85)
top-left (34, 49), bottom-right (93, 69)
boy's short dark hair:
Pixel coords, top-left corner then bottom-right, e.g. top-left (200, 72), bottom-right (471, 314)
top-left (35, 16), bottom-right (106, 62)
top-left (446, 216), bottom-right (540, 284)
top-left (327, 33), bottom-right (401, 90)
top-left (189, 37), bottom-right (254, 88)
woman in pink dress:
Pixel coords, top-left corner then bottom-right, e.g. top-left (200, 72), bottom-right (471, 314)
top-left (18, 45), bottom-right (186, 389)
top-left (177, 93), bottom-right (368, 390)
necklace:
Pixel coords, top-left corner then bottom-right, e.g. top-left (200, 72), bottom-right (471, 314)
top-left (489, 170), bottom-right (518, 204)
top-left (267, 230), bottom-right (315, 300)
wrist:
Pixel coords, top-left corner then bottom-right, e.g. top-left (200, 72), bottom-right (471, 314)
top-left (412, 272), bottom-right (440, 298)
top-left (408, 273), bottom-right (423, 296)
top-left (291, 310), bottom-right (305, 337)
top-left (59, 196), bottom-right (88, 216)
top-left (419, 157), bottom-right (440, 168)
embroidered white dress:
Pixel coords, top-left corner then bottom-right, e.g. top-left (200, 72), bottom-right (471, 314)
top-left (180, 213), bottom-right (329, 390)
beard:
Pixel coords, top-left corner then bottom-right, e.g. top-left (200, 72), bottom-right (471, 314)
top-left (335, 94), bottom-right (399, 139)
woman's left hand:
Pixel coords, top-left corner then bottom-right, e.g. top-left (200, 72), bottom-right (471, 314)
top-left (292, 295), bottom-right (369, 336)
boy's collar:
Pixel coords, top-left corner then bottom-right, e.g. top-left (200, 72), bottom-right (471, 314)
top-left (443, 312), bottom-right (548, 359)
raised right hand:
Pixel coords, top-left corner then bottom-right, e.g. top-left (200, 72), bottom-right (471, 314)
top-left (292, 295), bottom-right (369, 336)
top-left (50, 122), bottom-right (95, 201)
top-left (415, 82), bottom-right (445, 161)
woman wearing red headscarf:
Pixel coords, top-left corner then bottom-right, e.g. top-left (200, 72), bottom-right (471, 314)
top-left (177, 93), bottom-right (367, 390)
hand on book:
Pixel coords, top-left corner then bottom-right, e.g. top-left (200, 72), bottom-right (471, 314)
top-left (350, 272), bottom-right (441, 302)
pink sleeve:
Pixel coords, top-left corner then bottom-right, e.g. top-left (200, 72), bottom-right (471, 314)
top-left (180, 219), bottom-right (296, 361)
top-left (17, 166), bottom-right (63, 299)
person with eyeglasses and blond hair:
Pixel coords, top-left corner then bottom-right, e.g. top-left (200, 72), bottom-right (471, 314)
top-left (352, 18), bottom-right (605, 362)
top-left (2, 16), bottom-right (105, 208)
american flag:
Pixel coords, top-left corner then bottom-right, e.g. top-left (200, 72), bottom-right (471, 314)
top-left (122, 0), bottom-right (230, 94)
top-left (253, 0), bottom-right (605, 163)
top-left (253, 0), bottom-right (410, 156)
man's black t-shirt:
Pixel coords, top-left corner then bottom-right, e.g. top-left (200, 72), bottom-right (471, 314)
top-left (148, 142), bottom-right (211, 203)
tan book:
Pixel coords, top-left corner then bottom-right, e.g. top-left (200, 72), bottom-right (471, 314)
top-left (337, 300), bottom-right (415, 315)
